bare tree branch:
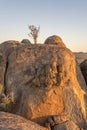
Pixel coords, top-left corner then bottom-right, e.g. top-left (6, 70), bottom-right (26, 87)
top-left (28, 25), bottom-right (40, 44)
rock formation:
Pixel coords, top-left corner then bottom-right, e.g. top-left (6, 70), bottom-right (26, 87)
top-left (44, 35), bottom-right (66, 47)
top-left (21, 39), bottom-right (31, 44)
top-left (0, 36), bottom-right (87, 130)
top-left (53, 120), bottom-right (80, 130)
top-left (80, 59), bottom-right (87, 85)
top-left (0, 112), bottom-right (48, 130)
top-left (76, 62), bottom-right (87, 92)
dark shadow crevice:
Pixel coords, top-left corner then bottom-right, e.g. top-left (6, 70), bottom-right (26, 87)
top-left (4, 60), bottom-right (9, 95)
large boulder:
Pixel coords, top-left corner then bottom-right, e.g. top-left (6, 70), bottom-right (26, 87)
top-left (21, 39), bottom-right (31, 45)
top-left (0, 112), bottom-right (48, 130)
top-left (80, 59), bottom-right (87, 85)
top-left (45, 114), bottom-right (80, 130)
top-left (44, 35), bottom-right (66, 47)
top-left (76, 62), bottom-right (87, 92)
top-left (0, 40), bottom-right (31, 94)
top-left (0, 39), bottom-right (87, 129)
top-left (53, 121), bottom-right (80, 130)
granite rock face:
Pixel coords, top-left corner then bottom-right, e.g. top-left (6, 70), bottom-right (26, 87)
top-left (0, 112), bottom-right (48, 130)
top-left (44, 35), bottom-right (66, 47)
top-left (0, 36), bottom-right (87, 130)
top-left (53, 120), bottom-right (80, 130)
top-left (21, 39), bottom-right (31, 45)
top-left (80, 59), bottom-right (87, 85)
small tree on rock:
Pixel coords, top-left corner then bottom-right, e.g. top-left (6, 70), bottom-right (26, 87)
top-left (28, 25), bottom-right (40, 44)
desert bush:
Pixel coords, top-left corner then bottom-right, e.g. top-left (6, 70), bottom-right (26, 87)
top-left (1, 92), bottom-right (15, 112)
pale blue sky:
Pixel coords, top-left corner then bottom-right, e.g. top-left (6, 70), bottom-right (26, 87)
top-left (0, 0), bottom-right (87, 52)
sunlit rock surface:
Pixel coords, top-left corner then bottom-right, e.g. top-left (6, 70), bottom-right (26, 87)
top-left (0, 37), bottom-right (87, 129)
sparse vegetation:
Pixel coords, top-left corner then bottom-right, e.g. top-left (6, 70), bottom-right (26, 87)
top-left (0, 84), bottom-right (3, 94)
top-left (28, 25), bottom-right (40, 44)
top-left (0, 92), bottom-right (15, 112)
top-left (2, 95), bottom-right (10, 105)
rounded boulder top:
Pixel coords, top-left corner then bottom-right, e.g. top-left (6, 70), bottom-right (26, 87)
top-left (21, 39), bottom-right (31, 44)
top-left (44, 35), bottom-right (66, 47)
